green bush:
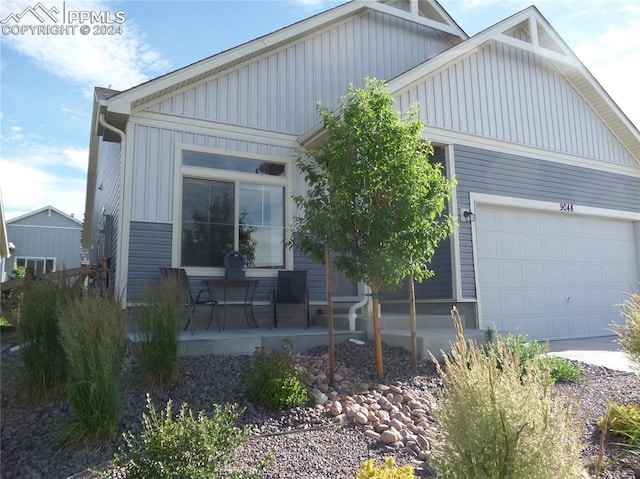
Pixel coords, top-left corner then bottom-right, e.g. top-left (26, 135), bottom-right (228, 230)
top-left (484, 332), bottom-right (583, 383)
top-left (114, 394), bottom-right (269, 479)
top-left (59, 294), bottom-right (125, 444)
top-left (430, 308), bottom-right (584, 479)
top-left (18, 279), bottom-right (74, 398)
top-left (245, 341), bottom-right (308, 410)
top-left (599, 402), bottom-right (640, 447)
top-left (136, 275), bottom-right (184, 386)
top-left (356, 457), bottom-right (415, 479)
top-left (612, 293), bottom-right (640, 372)
top-left (548, 355), bottom-right (584, 383)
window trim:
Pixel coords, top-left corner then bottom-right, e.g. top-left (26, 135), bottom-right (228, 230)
top-left (172, 144), bottom-right (293, 278)
top-left (15, 256), bottom-right (56, 276)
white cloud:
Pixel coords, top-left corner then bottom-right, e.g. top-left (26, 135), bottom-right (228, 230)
top-left (0, 157), bottom-right (87, 221)
top-left (572, 10), bottom-right (640, 128)
top-left (0, 132), bottom-right (89, 219)
top-left (0, 0), bottom-right (169, 92)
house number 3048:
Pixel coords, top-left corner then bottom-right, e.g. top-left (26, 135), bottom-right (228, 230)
top-left (560, 203), bottom-right (574, 212)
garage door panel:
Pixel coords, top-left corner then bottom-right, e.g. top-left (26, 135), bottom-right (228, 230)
top-left (544, 263), bottom-right (565, 284)
top-left (477, 204), bottom-right (639, 340)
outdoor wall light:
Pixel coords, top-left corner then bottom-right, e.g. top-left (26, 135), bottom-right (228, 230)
top-left (460, 209), bottom-right (475, 223)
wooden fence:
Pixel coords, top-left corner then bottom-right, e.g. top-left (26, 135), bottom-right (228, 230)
top-left (0, 266), bottom-right (105, 322)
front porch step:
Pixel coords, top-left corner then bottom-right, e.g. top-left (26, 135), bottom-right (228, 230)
top-left (380, 328), bottom-right (488, 361)
top-left (127, 327), bottom-right (367, 357)
top-left (313, 313), bottom-right (461, 332)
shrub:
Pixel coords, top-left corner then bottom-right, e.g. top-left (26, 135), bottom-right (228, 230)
top-left (612, 293), bottom-right (640, 371)
top-left (114, 394), bottom-right (269, 479)
top-left (599, 402), bottom-right (640, 447)
top-left (136, 275), bottom-right (185, 385)
top-left (59, 294), bottom-right (125, 444)
top-left (548, 355), bottom-right (584, 383)
top-left (356, 457), bottom-right (415, 479)
top-left (18, 279), bottom-right (74, 398)
top-left (484, 332), bottom-right (583, 383)
top-left (430, 307), bottom-right (584, 479)
top-left (245, 341), bottom-right (308, 410)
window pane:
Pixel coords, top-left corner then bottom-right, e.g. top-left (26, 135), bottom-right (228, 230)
top-left (182, 178), bottom-right (234, 267)
top-left (239, 184), bottom-right (284, 268)
top-left (184, 151), bottom-right (285, 177)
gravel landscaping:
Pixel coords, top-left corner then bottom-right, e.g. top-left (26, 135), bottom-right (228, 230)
top-left (2, 338), bottom-right (639, 479)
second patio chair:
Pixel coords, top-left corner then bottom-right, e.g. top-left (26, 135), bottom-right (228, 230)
top-left (270, 270), bottom-right (310, 329)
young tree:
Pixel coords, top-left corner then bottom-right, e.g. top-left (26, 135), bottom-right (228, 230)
top-left (293, 78), bottom-right (455, 377)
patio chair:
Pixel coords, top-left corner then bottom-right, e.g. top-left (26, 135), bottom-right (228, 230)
top-left (270, 270), bottom-right (310, 329)
top-left (159, 267), bottom-right (218, 333)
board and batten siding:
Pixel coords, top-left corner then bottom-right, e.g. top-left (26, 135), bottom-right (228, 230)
top-left (455, 144), bottom-right (640, 299)
top-left (395, 41), bottom-right (636, 167)
top-left (6, 222), bottom-right (82, 275)
top-left (129, 123), bottom-right (299, 223)
top-left (144, 9), bottom-right (453, 135)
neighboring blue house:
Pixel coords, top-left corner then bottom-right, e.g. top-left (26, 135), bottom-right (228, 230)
top-left (4, 206), bottom-right (83, 279)
top-left (83, 0), bottom-right (640, 341)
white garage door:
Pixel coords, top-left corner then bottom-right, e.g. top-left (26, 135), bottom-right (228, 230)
top-left (476, 205), bottom-right (639, 340)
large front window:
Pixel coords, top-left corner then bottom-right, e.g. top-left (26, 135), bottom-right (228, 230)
top-left (180, 151), bottom-right (286, 269)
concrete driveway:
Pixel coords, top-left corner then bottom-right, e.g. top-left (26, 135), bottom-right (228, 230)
top-left (547, 336), bottom-right (635, 373)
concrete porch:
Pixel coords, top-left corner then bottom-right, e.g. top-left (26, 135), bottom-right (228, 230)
top-left (125, 305), bottom-right (486, 359)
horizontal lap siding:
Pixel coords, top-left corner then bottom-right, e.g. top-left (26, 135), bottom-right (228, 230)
top-left (455, 144), bottom-right (640, 299)
top-left (395, 42), bottom-right (636, 168)
top-left (127, 221), bottom-right (303, 303)
top-left (127, 221), bottom-right (173, 302)
top-left (145, 10), bottom-right (452, 135)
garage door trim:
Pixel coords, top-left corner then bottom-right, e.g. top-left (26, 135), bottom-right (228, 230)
top-left (469, 192), bottom-right (640, 333)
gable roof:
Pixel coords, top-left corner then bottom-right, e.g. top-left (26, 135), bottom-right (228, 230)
top-left (8, 205), bottom-right (83, 227)
top-left (388, 6), bottom-right (640, 163)
top-left (100, 0), bottom-right (467, 117)
top-left (300, 6), bottom-right (640, 165)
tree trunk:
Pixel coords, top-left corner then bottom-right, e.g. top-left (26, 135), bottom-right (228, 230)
top-left (371, 284), bottom-right (384, 377)
top-left (408, 274), bottom-right (417, 372)
top-left (325, 244), bottom-right (335, 386)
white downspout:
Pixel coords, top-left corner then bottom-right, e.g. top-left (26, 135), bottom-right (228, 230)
top-left (348, 284), bottom-right (372, 331)
top-left (97, 114), bottom-right (126, 307)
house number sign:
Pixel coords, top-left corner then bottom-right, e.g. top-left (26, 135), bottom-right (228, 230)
top-left (559, 203), bottom-right (574, 212)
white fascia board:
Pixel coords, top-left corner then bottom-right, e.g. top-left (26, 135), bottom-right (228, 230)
top-left (469, 193), bottom-right (640, 222)
top-left (132, 111), bottom-right (299, 147)
top-left (386, 9), bottom-right (541, 94)
top-left (106, 1), bottom-right (369, 115)
top-left (420, 125), bottom-right (640, 178)
top-left (368, 2), bottom-right (464, 37)
top-left (495, 33), bottom-right (577, 67)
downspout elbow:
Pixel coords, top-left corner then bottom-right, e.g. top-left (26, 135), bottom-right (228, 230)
top-left (347, 284), bottom-right (371, 331)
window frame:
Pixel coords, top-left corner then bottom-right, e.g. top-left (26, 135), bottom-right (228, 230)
top-left (172, 144), bottom-right (292, 278)
top-left (14, 256), bottom-right (56, 277)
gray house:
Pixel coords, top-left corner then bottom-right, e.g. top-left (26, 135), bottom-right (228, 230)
top-left (4, 206), bottom-right (83, 279)
top-left (83, 0), bottom-right (640, 341)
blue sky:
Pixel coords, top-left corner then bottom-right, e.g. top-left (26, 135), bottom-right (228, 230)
top-left (1, 0), bottom-right (638, 221)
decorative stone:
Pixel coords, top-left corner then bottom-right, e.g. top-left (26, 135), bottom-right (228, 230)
top-left (380, 428), bottom-right (401, 444)
top-left (416, 434), bottom-right (430, 451)
top-left (330, 400), bottom-right (343, 416)
top-left (375, 423), bottom-right (390, 433)
top-left (408, 399), bottom-right (423, 410)
top-left (364, 429), bottom-right (381, 440)
top-left (354, 412), bottom-right (368, 425)
top-left (310, 388), bottom-right (328, 406)
top-left (418, 450), bottom-right (429, 461)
